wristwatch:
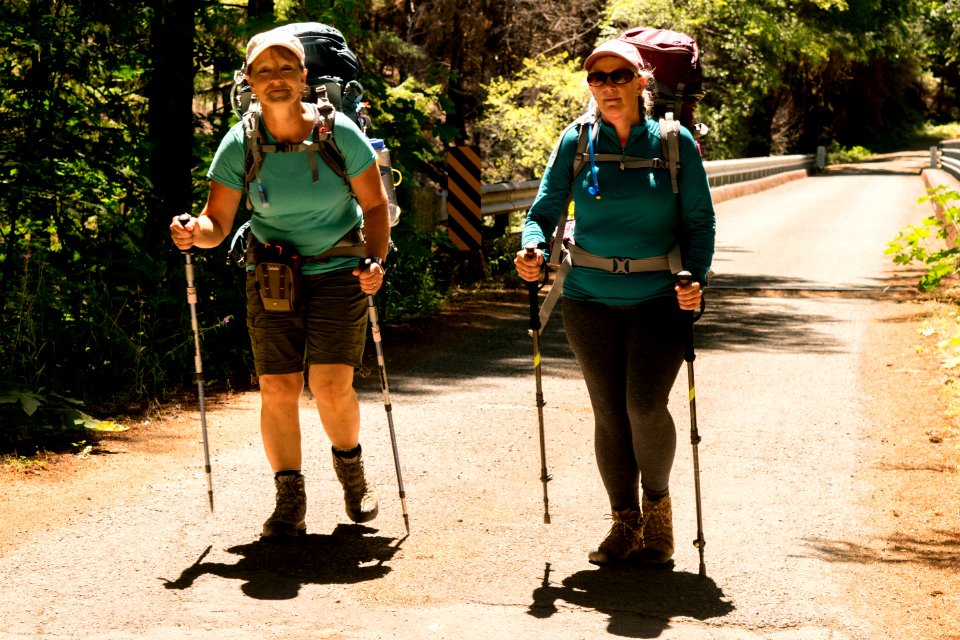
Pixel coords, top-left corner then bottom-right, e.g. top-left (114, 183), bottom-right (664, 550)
top-left (366, 256), bottom-right (384, 267)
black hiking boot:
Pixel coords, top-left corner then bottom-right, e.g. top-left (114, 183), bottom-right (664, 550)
top-left (332, 446), bottom-right (379, 523)
top-left (261, 472), bottom-right (306, 538)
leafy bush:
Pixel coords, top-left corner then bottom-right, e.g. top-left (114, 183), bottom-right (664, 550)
top-left (887, 186), bottom-right (960, 292)
top-left (825, 140), bottom-right (874, 165)
top-left (478, 53), bottom-right (587, 183)
top-left (0, 387), bottom-right (127, 453)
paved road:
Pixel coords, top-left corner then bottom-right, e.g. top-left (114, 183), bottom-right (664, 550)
top-left (0, 151), bottom-right (939, 639)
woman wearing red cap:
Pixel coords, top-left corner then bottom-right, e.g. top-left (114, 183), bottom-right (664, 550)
top-left (515, 38), bottom-right (715, 565)
top-left (171, 26), bottom-right (389, 538)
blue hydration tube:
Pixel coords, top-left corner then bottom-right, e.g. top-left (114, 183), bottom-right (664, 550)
top-left (587, 120), bottom-right (601, 199)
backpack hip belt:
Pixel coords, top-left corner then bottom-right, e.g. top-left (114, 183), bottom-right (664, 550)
top-left (246, 226), bottom-right (367, 267)
top-left (568, 243), bottom-right (683, 274)
top-left (535, 243), bottom-right (684, 330)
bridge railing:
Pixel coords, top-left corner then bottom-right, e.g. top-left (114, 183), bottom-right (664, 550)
top-left (479, 153), bottom-right (819, 216)
top-left (938, 140), bottom-right (960, 182)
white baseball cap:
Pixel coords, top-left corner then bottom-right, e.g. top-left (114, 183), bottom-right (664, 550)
top-left (245, 28), bottom-right (306, 68)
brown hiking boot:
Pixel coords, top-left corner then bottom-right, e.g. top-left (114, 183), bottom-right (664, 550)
top-left (261, 473), bottom-right (306, 538)
top-left (635, 492), bottom-right (674, 564)
top-left (588, 507), bottom-right (642, 565)
top-left (332, 448), bottom-right (379, 523)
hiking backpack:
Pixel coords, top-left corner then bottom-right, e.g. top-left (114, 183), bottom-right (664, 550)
top-left (230, 22), bottom-right (371, 210)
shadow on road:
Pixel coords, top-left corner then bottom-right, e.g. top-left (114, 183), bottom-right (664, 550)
top-left (692, 292), bottom-right (845, 354)
top-left (527, 562), bottom-right (734, 638)
top-left (357, 291), bottom-right (578, 394)
top-left (802, 531), bottom-right (960, 570)
top-left (161, 523), bottom-right (403, 599)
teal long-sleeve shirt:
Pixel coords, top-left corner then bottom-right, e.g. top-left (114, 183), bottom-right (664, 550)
top-left (521, 116), bottom-right (715, 306)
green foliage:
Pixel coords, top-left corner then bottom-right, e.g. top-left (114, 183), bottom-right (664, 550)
top-left (478, 53), bottom-right (587, 182)
top-left (0, 386), bottom-right (114, 452)
top-left (824, 140), bottom-right (874, 164)
top-left (0, 1), bottom-right (256, 452)
top-left (887, 186), bottom-right (960, 292)
top-left (381, 224), bottom-right (451, 321)
top-left (923, 122), bottom-right (960, 140)
top-left (486, 231), bottom-right (525, 289)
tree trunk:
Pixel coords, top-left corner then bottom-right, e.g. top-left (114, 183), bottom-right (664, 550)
top-left (146, 0), bottom-right (196, 241)
top-left (248, 0), bottom-right (274, 18)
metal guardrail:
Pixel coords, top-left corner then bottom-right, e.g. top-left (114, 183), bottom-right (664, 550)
top-left (480, 153), bottom-right (818, 216)
top-left (940, 139), bottom-right (960, 181)
top-left (703, 154), bottom-right (815, 187)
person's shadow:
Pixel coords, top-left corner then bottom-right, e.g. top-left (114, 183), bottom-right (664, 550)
top-left (528, 562), bottom-right (734, 638)
top-left (161, 524), bottom-right (403, 600)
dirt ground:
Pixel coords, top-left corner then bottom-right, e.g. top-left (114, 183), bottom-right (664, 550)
top-left (1, 286), bottom-right (958, 639)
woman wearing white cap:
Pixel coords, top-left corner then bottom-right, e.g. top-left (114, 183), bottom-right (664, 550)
top-left (514, 38), bottom-right (715, 565)
top-left (171, 26), bottom-right (390, 538)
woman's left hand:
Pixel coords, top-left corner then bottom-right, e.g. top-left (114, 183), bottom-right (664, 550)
top-left (353, 259), bottom-right (385, 295)
top-left (675, 280), bottom-right (702, 311)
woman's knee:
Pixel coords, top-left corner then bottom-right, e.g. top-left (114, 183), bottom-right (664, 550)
top-left (307, 364), bottom-right (354, 405)
top-left (258, 372), bottom-right (304, 403)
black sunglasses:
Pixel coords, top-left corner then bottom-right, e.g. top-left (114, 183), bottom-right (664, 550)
top-left (586, 68), bottom-right (638, 87)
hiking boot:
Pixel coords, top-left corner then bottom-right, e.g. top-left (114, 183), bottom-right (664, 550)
top-left (262, 473), bottom-right (306, 538)
top-left (635, 492), bottom-right (674, 564)
top-left (588, 507), bottom-right (642, 565)
top-left (332, 447), bottom-right (379, 523)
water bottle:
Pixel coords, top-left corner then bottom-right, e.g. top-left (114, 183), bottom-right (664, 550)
top-left (369, 138), bottom-right (401, 226)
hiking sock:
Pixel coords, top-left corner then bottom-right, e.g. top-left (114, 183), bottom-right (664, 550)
top-left (332, 444), bottom-right (362, 460)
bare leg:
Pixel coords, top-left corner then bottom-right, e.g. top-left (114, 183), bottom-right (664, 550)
top-left (307, 363), bottom-right (360, 448)
top-left (258, 372), bottom-right (305, 472)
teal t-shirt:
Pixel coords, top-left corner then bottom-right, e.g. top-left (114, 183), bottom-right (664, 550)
top-left (208, 109), bottom-right (377, 274)
top-left (522, 117), bottom-right (715, 305)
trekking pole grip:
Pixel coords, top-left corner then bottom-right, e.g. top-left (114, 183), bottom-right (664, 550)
top-left (676, 271), bottom-right (696, 363)
top-left (177, 213), bottom-right (193, 256)
top-left (524, 244), bottom-right (541, 333)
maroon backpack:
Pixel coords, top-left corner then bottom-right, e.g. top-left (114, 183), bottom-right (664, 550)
top-left (618, 26), bottom-right (706, 135)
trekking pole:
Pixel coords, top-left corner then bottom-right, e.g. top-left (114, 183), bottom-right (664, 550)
top-left (677, 271), bottom-right (706, 577)
top-left (177, 214), bottom-right (214, 512)
top-left (364, 286), bottom-right (410, 534)
top-left (524, 244), bottom-right (551, 524)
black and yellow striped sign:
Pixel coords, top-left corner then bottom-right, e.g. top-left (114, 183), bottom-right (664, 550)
top-left (446, 146), bottom-right (482, 250)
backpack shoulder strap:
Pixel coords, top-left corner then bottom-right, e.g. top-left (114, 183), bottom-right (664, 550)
top-left (309, 86), bottom-right (347, 181)
top-left (242, 105), bottom-right (266, 210)
top-left (570, 111), bottom-right (597, 179)
top-left (544, 113), bottom-right (593, 268)
top-left (659, 114), bottom-right (682, 194)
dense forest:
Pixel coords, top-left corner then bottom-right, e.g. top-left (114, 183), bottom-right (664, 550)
top-left (1, 0), bottom-right (958, 447)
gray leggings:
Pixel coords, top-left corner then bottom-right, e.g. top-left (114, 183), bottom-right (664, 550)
top-left (563, 296), bottom-right (684, 511)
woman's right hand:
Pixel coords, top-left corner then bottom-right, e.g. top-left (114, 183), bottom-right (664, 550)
top-left (170, 214), bottom-right (196, 251)
top-left (514, 247), bottom-right (543, 283)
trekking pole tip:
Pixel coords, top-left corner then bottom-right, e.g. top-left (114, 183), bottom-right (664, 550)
top-left (403, 514), bottom-right (410, 534)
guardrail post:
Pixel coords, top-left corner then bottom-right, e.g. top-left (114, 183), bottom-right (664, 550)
top-left (816, 146), bottom-right (826, 172)
top-left (436, 188), bottom-right (448, 222)
top-left (931, 146), bottom-right (939, 169)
